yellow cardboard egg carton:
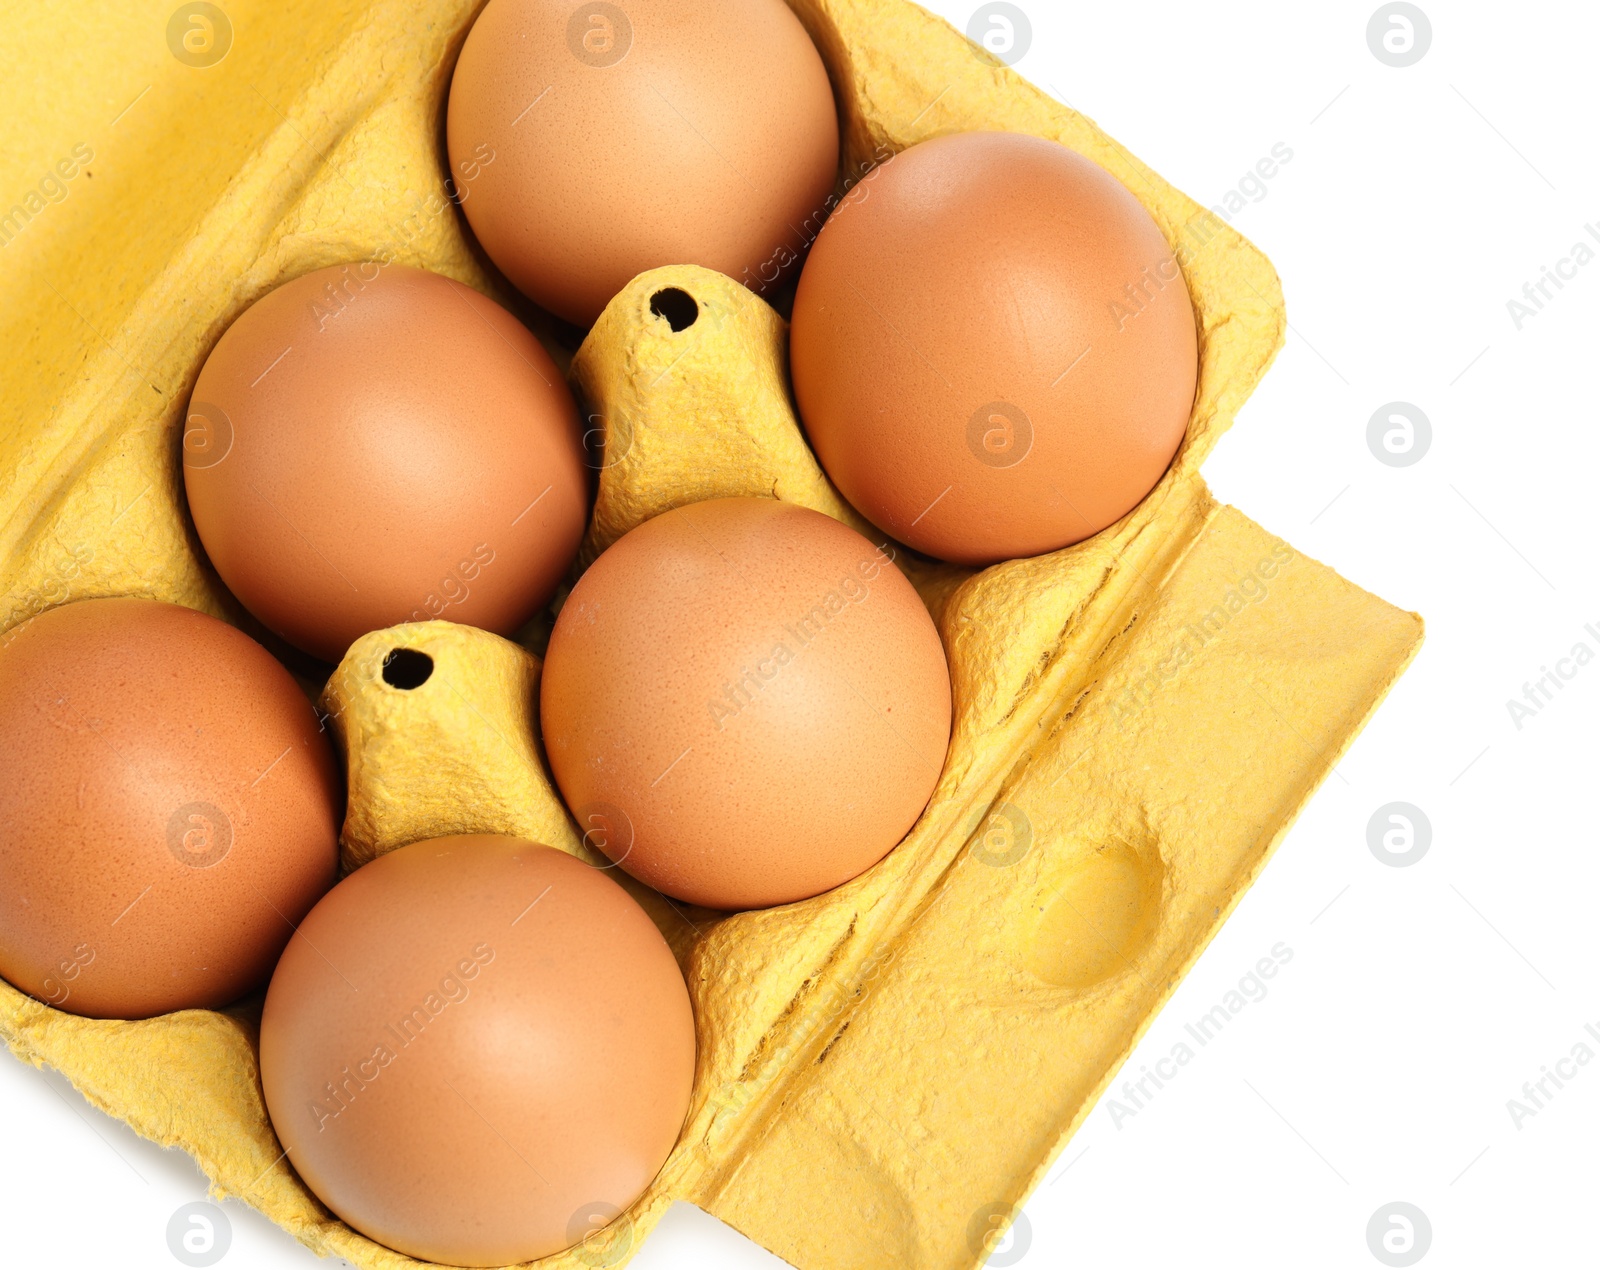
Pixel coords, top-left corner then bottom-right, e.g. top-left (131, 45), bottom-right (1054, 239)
top-left (0, 2), bottom-right (1422, 1268)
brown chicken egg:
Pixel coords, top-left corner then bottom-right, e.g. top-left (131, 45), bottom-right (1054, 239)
top-left (790, 130), bottom-right (1199, 566)
top-left (259, 835), bottom-right (695, 1267)
top-left (0, 598), bottom-right (340, 1019)
top-left (446, 0), bottom-right (840, 325)
top-left (540, 497), bottom-right (951, 910)
top-left (183, 262), bottom-right (588, 664)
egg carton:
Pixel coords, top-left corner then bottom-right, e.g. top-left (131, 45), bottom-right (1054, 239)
top-left (0, 1), bottom-right (1423, 1268)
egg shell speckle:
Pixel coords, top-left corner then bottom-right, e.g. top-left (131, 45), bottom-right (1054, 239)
top-left (541, 497), bottom-right (952, 910)
top-left (447, 0), bottom-right (840, 325)
top-left (184, 263), bottom-right (589, 664)
top-left (260, 835), bottom-right (695, 1266)
top-left (791, 130), bottom-right (1199, 565)
top-left (0, 598), bottom-right (340, 1019)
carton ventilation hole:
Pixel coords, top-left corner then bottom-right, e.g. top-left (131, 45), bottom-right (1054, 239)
top-left (381, 648), bottom-right (433, 689)
top-left (650, 287), bottom-right (698, 331)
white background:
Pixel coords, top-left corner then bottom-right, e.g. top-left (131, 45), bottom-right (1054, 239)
top-left (2, 1), bottom-right (1595, 1266)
